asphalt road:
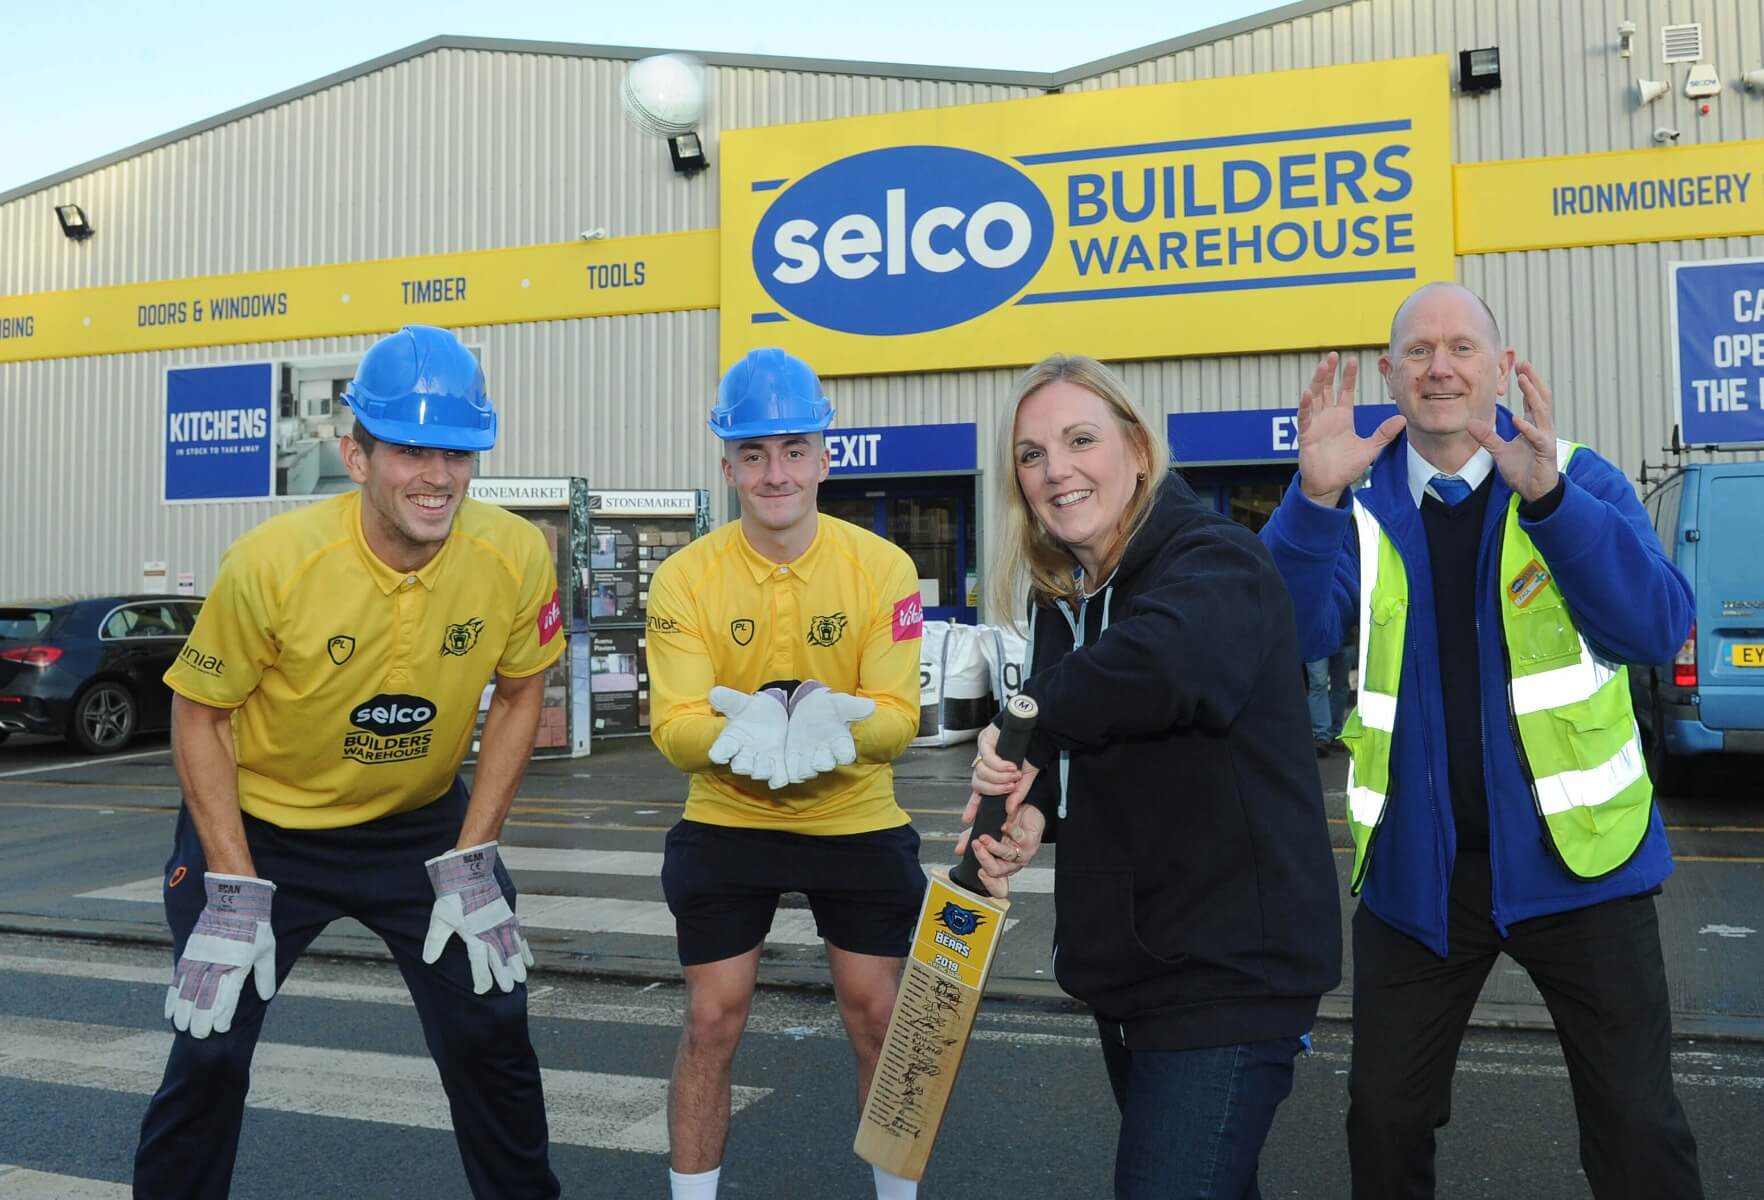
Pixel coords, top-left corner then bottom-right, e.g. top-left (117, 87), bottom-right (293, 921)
top-left (3, 934), bottom-right (1762, 1198)
top-left (0, 731), bottom-right (1761, 1196)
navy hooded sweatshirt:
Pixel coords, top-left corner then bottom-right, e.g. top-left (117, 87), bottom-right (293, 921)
top-left (1013, 474), bottom-right (1341, 1051)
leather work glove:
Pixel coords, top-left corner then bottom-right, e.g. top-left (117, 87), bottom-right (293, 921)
top-left (422, 842), bottom-right (534, 995)
top-left (708, 685), bottom-right (792, 791)
top-left (783, 680), bottom-right (876, 784)
top-left (165, 873), bottom-right (277, 1039)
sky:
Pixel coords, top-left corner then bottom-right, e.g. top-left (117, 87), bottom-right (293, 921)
top-left (0, 0), bottom-right (1277, 196)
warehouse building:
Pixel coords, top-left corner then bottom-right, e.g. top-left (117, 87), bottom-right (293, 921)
top-left (3, 0), bottom-right (1762, 629)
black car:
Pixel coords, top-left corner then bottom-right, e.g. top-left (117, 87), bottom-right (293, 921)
top-left (0, 595), bottom-right (206, 754)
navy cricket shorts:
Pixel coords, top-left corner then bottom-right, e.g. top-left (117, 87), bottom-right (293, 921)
top-left (661, 819), bottom-right (926, 966)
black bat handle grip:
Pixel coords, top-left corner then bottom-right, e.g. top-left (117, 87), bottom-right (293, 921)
top-left (950, 694), bottom-right (1039, 895)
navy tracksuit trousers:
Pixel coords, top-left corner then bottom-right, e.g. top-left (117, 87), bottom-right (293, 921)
top-left (133, 778), bottom-right (560, 1199)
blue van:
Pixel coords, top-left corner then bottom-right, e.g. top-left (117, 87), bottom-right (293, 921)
top-left (1632, 462), bottom-right (1764, 787)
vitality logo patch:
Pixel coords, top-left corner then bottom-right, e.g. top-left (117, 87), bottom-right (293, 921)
top-left (441, 618), bottom-right (484, 657)
top-left (537, 590), bottom-right (563, 646)
top-left (892, 593), bottom-right (924, 642)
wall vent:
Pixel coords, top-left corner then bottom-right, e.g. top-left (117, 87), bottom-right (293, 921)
top-left (1661, 23), bottom-right (1704, 64)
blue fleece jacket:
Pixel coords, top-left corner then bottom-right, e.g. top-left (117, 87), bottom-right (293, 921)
top-left (1259, 410), bottom-right (1694, 956)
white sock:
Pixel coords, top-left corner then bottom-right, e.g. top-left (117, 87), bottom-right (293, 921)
top-left (670, 1166), bottom-right (720, 1199)
top-left (873, 1163), bottom-right (918, 1199)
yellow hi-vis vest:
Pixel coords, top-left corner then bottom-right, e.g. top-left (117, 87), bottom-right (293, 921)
top-left (1338, 442), bottom-right (1653, 892)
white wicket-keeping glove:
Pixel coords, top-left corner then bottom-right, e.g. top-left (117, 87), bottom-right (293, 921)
top-left (783, 680), bottom-right (876, 784)
top-left (422, 841), bottom-right (533, 995)
top-left (708, 685), bottom-right (792, 790)
top-left (165, 873), bottom-right (277, 1039)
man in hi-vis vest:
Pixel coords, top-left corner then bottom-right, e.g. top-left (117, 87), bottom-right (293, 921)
top-left (1260, 282), bottom-right (1702, 1200)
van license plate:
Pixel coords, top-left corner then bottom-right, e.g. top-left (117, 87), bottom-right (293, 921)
top-left (1734, 644), bottom-right (1764, 667)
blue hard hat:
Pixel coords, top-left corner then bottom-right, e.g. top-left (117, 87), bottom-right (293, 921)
top-left (708, 348), bottom-right (834, 441)
top-left (343, 325), bottom-right (496, 452)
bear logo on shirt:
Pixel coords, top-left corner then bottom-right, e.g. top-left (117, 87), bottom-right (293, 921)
top-left (441, 618), bottom-right (484, 657)
top-left (806, 613), bottom-right (848, 648)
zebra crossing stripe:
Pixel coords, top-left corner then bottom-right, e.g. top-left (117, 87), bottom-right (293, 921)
top-left (0, 1165), bottom-right (131, 1198)
top-left (0, 953), bottom-right (1097, 1048)
top-left (71, 848), bottom-right (1052, 896)
top-left (72, 880), bottom-right (834, 944)
top-left (76, 874), bottom-right (1025, 944)
top-left (0, 1015), bottom-right (767, 1154)
top-left (495, 846), bottom-right (1055, 895)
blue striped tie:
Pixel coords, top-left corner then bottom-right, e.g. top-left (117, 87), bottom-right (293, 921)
top-left (1432, 475), bottom-right (1472, 506)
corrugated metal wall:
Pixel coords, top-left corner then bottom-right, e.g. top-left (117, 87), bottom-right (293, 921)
top-left (0, 49), bottom-right (1032, 596)
top-left (0, 48), bottom-right (1035, 291)
top-left (3, 2), bottom-right (1762, 598)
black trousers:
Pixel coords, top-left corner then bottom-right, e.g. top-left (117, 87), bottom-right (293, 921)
top-left (133, 779), bottom-right (560, 1200)
top-left (1346, 854), bottom-right (1702, 1200)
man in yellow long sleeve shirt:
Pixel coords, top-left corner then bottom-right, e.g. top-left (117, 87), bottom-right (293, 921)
top-left (648, 349), bottom-right (925, 1200)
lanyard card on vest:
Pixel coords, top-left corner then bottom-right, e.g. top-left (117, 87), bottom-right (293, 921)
top-left (1338, 441), bottom-right (1653, 892)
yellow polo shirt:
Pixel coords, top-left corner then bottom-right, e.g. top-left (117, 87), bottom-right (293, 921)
top-left (165, 490), bottom-right (565, 829)
top-left (647, 514), bottom-right (922, 834)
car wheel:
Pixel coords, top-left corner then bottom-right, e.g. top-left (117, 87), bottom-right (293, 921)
top-left (69, 681), bottom-right (138, 754)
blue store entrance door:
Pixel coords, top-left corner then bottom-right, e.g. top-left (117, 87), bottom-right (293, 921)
top-left (818, 478), bottom-right (978, 624)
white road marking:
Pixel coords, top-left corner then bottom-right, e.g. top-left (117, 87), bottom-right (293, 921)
top-left (0, 1165), bottom-right (131, 1198)
top-left (1698, 924), bottom-right (1756, 939)
top-left (0, 953), bottom-right (1089, 1046)
top-left (0, 1015), bottom-right (766, 1154)
top-left (497, 845), bottom-right (1055, 894)
top-left (0, 748), bottom-right (171, 779)
top-left (78, 871), bottom-right (1027, 945)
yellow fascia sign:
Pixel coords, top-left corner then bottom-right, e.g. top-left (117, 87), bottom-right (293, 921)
top-left (721, 56), bottom-right (1454, 375)
top-left (1456, 140), bottom-right (1764, 254)
top-left (0, 230), bottom-right (718, 364)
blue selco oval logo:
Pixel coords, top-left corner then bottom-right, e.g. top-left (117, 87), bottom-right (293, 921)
top-left (753, 146), bottom-right (1055, 335)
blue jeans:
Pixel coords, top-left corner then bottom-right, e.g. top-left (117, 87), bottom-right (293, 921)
top-left (1306, 648), bottom-right (1355, 738)
top-left (1305, 659), bottom-right (1333, 738)
top-left (1100, 1029), bottom-right (1304, 1200)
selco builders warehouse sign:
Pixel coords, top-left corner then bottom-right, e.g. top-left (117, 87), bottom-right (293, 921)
top-left (721, 56), bottom-right (1454, 375)
top-left (1672, 257), bottom-right (1764, 447)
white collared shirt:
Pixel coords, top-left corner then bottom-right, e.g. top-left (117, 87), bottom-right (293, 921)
top-left (1406, 443), bottom-right (1494, 509)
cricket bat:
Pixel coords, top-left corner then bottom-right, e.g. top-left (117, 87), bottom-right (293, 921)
top-left (854, 692), bottom-right (1039, 1181)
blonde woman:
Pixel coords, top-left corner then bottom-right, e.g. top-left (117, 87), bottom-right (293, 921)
top-left (958, 354), bottom-right (1340, 1199)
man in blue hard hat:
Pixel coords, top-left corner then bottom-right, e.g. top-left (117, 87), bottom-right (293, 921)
top-left (646, 348), bottom-right (927, 1200)
top-left (134, 325), bottom-right (565, 1199)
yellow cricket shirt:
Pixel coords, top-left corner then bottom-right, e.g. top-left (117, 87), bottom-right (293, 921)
top-left (646, 514), bottom-right (923, 834)
top-left (164, 490), bottom-right (565, 829)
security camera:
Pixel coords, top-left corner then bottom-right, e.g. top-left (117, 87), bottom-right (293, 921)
top-left (579, 227), bottom-right (608, 241)
top-left (1653, 127), bottom-right (1681, 143)
top-left (1744, 68), bottom-right (1764, 92)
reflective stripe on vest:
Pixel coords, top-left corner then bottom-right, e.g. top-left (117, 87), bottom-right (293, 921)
top-left (1339, 441), bottom-right (1653, 891)
top-left (1340, 499), bottom-right (1408, 892)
